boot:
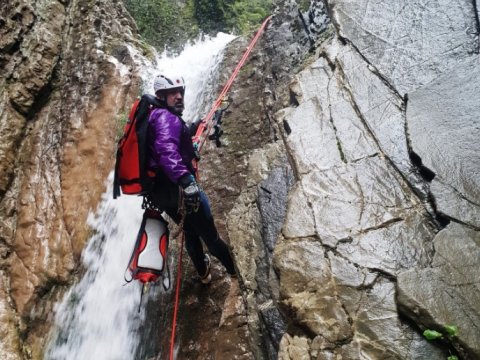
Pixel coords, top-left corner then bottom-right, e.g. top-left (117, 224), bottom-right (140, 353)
top-left (200, 254), bottom-right (212, 284)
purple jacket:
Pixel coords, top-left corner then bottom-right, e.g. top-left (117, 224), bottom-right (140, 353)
top-left (147, 108), bottom-right (195, 183)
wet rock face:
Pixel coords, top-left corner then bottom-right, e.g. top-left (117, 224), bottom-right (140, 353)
top-left (329, 0), bottom-right (479, 95)
top-left (0, 0), bottom-right (58, 194)
top-left (274, 238), bottom-right (353, 343)
top-left (254, 0), bottom-right (479, 359)
top-left (0, 0), bottom-right (142, 357)
top-left (221, 142), bottom-right (294, 360)
top-left (256, 162), bottom-right (294, 355)
top-left (0, 275), bottom-right (22, 360)
top-left (275, 85), bottom-right (444, 356)
top-left (267, 0), bottom-right (330, 94)
top-left (407, 56), bottom-right (480, 227)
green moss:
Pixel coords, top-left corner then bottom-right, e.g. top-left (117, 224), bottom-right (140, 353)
top-left (298, 0), bottom-right (310, 13)
top-left (134, 39), bottom-right (156, 61)
top-left (239, 62), bottom-right (254, 75)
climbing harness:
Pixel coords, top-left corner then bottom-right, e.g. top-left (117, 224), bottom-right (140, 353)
top-left (168, 15), bottom-right (272, 360)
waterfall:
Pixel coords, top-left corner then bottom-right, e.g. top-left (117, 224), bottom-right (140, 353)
top-left (45, 33), bottom-right (236, 360)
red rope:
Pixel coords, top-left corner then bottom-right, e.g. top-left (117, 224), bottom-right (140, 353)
top-left (169, 230), bottom-right (184, 360)
top-left (192, 15), bottom-right (272, 153)
top-left (168, 16), bottom-right (272, 358)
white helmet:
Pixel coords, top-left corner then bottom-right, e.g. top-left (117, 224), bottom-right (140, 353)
top-left (153, 74), bottom-right (185, 94)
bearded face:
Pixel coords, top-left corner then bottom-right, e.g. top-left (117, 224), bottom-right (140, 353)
top-left (165, 89), bottom-right (185, 116)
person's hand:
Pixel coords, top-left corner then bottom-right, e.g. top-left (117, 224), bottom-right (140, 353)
top-left (179, 175), bottom-right (201, 212)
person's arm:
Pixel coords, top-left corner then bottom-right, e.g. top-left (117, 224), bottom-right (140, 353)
top-left (149, 110), bottom-right (191, 183)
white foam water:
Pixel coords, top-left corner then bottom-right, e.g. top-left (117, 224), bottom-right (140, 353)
top-left (45, 33), bottom-right (235, 360)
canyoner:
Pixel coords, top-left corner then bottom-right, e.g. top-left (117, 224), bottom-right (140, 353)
top-left (113, 15), bottom-right (272, 359)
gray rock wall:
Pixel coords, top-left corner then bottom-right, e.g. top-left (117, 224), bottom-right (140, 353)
top-left (273, 41), bottom-right (446, 358)
top-left (407, 56), bottom-right (480, 227)
top-left (227, 0), bottom-right (479, 359)
top-left (330, 0), bottom-right (479, 95)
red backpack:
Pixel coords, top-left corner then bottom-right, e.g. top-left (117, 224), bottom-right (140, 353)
top-left (113, 94), bottom-right (164, 198)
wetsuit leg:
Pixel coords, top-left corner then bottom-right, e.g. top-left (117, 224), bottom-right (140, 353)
top-left (184, 192), bottom-right (235, 274)
top-left (164, 207), bottom-right (209, 276)
top-left (183, 221), bottom-right (208, 276)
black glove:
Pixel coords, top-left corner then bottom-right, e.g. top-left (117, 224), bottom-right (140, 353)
top-left (178, 174), bottom-right (201, 212)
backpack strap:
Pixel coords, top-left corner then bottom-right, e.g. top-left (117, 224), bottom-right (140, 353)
top-left (135, 95), bottom-right (166, 193)
top-left (113, 152), bottom-right (122, 199)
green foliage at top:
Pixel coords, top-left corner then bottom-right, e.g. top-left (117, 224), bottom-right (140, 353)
top-left (192, 0), bottom-right (228, 34)
top-left (124, 0), bottom-right (198, 51)
top-left (123, 0), bottom-right (273, 52)
top-left (228, 0), bottom-right (273, 33)
top-left (193, 0), bottom-right (273, 34)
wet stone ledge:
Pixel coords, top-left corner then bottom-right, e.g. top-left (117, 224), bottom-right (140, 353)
top-left (397, 223), bottom-right (480, 359)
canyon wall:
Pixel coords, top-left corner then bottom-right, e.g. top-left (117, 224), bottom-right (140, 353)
top-left (0, 0), bottom-right (145, 357)
top-left (220, 0), bottom-right (479, 359)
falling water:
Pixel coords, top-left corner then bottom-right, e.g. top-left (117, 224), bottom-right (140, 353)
top-left (45, 33), bottom-right (235, 360)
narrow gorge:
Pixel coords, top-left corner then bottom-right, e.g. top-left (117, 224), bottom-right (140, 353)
top-left (0, 0), bottom-right (478, 359)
